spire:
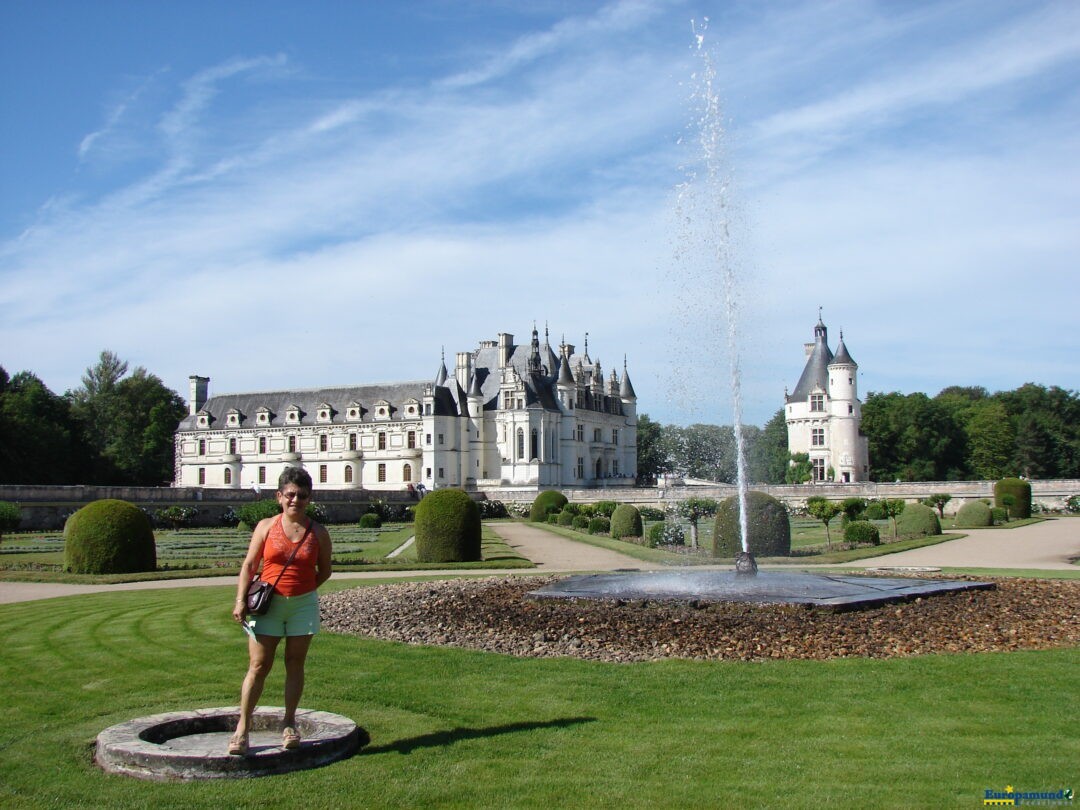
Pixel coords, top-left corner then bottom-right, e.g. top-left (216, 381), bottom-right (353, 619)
top-left (557, 353), bottom-right (575, 386)
top-left (582, 332), bottom-right (591, 364)
top-left (831, 330), bottom-right (856, 366)
top-left (542, 323), bottom-right (559, 376)
top-left (434, 346), bottom-right (448, 387)
top-left (620, 356), bottom-right (637, 399)
top-left (788, 315), bottom-right (834, 403)
top-left (468, 371), bottom-right (483, 398)
top-left (528, 323), bottom-right (542, 372)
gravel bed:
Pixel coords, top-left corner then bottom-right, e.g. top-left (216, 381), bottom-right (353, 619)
top-left (320, 575), bottom-right (1080, 663)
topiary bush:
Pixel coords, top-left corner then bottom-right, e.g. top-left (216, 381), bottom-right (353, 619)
top-left (572, 515), bottom-right (590, 531)
top-left (0, 500), bottom-right (22, 544)
top-left (547, 513), bottom-right (559, 524)
top-left (414, 488), bottom-right (481, 563)
top-left (843, 520), bottom-right (880, 546)
top-left (609, 504), bottom-right (643, 540)
top-left (556, 510), bottom-right (575, 526)
top-left (647, 521), bottom-right (684, 547)
top-left (863, 500), bottom-right (886, 521)
top-left (895, 502), bottom-right (941, 538)
top-left (529, 490), bottom-right (568, 522)
top-left (64, 499), bottom-right (157, 574)
top-left (990, 506), bottom-right (1008, 525)
top-left (587, 516), bottom-right (611, 535)
top-left (638, 506), bottom-right (666, 521)
top-left (713, 491), bottom-right (791, 558)
top-left (358, 513), bottom-right (382, 529)
top-left (994, 478), bottom-right (1031, 519)
top-left (592, 501), bottom-right (619, 518)
top-left (955, 500), bottom-right (992, 528)
top-left (235, 499), bottom-right (282, 531)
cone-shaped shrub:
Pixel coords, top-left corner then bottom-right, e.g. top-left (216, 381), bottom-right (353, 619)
top-left (414, 488), bottom-right (481, 562)
top-left (529, 490), bottom-right (568, 522)
top-left (955, 500), bottom-right (992, 528)
top-left (994, 478), bottom-right (1031, 519)
top-left (609, 504), bottom-right (643, 540)
top-left (64, 499), bottom-right (156, 574)
top-left (713, 492), bottom-right (790, 557)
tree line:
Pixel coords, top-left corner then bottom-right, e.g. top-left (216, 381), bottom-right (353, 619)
top-left (637, 382), bottom-right (1079, 485)
top-left (0, 351), bottom-right (185, 486)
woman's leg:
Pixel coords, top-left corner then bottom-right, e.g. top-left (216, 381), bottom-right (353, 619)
top-left (281, 634), bottom-right (313, 729)
top-left (236, 633), bottom-right (281, 737)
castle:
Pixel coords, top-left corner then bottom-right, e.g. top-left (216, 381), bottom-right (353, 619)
top-left (174, 326), bottom-right (638, 492)
top-left (785, 316), bottom-right (869, 482)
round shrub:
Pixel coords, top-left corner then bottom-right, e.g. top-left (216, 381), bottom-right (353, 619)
top-left (414, 488), bottom-right (481, 563)
top-left (592, 501), bottom-right (619, 518)
top-left (64, 499), bottom-right (156, 574)
top-left (894, 502), bottom-right (941, 538)
top-left (529, 490), bottom-right (568, 522)
top-left (547, 513), bottom-right (559, 524)
top-left (863, 500), bottom-right (886, 521)
top-left (609, 504), bottom-right (643, 540)
top-left (638, 506), bottom-right (666, 522)
top-left (994, 478), bottom-right (1031, 519)
top-left (990, 506), bottom-right (1008, 525)
top-left (587, 516), bottom-right (611, 535)
top-left (556, 510), bottom-right (575, 526)
top-left (843, 520), bottom-right (880, 546)
top-left (713, 492), bottom-right (791, 557)
top-left (646, 522), bottom-right (666, 547)
top-left (647, 521), bottom-right (684, 547)
top-left (235, 498), bottom-right (282, 531)
top-left (955, 501), bottom-right (992, 528)
top-left (358, 512), bottom-right (382, 529)
top-left (572, 515), bottom-right (590, 531)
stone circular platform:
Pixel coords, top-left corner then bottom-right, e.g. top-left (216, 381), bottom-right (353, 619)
top-left (95, 706), bottom-right (366, 780)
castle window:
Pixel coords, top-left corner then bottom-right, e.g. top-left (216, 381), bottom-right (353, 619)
top-left (224, 468), bottom-right (232, 485)
top-left (424, 403), bottom-right (432, 415)
top-left (438, 467), bottom-right (444, 478)
top-left (344, 465), bottom-right (353, 483)
top-left (577, 457), bottom-right (584, 478)
top-left (576, 424), bottom-right (584, 442)
top-left (613, 459), bottom-right (619, 476)
top-left (403, 463), bottom-right (412, 482)
top-left (378, 463), bottom-right (386, 482)
top-left (258, 466), bottom-right (266, 485)
top-left (378, 432), bottom-right (386, 450)
top-left (531, 429), bottom-right (538, 460)
top-left (812, 458), bottom-right (826, 481)
top-left (319, 434), bottom-right (328, 452)
top-left (319, 464), bottom-right (327, 484)
top-left (593, 428), bottom-right (601, 442)
top-left (517, 428), bottom-right (525, 460)
top-left (348, 433), bottom-right (357, 451)
top-left (612, 429), bottom-right (619, 445)
top-left (198, 440), bottom-right (206, 455)
top-left (848, 405), bottom-right (854, 414)
top-left (810, 394), bottom-right (825, 411)
top-left (198, 467), bottom-right (206, 485)
top-left (259, 436), bottom-right (267, 454)
top-left (811, 428), bottom-right (825, 447)
top-left (288, 436), bottom-right (296, 453)
top-left (426, 467), bottom-right (432, 479)
top-left (407, 431), bottom-right (416, 449)
top-left (229, 438), bottom-right (237, 454)
top-left (438, 433), bottom-right (444, 445)
top-left (426, 433), bottom-right (432, 445)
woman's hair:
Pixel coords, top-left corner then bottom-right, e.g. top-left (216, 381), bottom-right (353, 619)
top-left (278, 466), bottom-right (313, 492)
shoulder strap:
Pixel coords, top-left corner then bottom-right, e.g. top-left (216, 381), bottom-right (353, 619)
top-left (268, 521), bottom-right (312, 589)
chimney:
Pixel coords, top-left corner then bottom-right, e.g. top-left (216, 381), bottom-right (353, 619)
top-left (456, 351), bottom-right (473, 391)
top-left (497, 332), bottom-right (514, 369)
top-left (189, 375), bottom-right (209, 415)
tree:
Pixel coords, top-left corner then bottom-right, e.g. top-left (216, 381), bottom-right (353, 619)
top-left (839, 497), bottom-right (867, 523)
top-left (805, 496), bottom-right (842, 550)
top-left (965, 401), bottom-right (1015, 480)
top-left (862, 392), bottom-right (965, 481)
top-left (676, 497), bottom-right (718, 549)
top-left (0, 501), bottom-right (21, 545)
top-left (881, 499), bottom-right (906, 541)
top-left (635, 414), bottom-right (668, 484)
top-left (747, 408), bottom-right (790, 484)
top-left (923, 493), bottom-right (952, 519)
top-left (0, 370), bottom-right (90, 483)
top-left (785, 452), bottom-right (812, 484)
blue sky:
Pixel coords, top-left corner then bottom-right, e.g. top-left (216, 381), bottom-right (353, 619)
top-left (2, 0), bottom-right (1078, 427)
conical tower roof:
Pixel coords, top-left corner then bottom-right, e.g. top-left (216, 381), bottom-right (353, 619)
top-left (788, 319), bottom-right (833, 402)
top-left (830, 332), bottom-right (856, 366)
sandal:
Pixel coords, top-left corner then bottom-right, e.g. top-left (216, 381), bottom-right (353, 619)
top-left (228, 732), bottom-right (249, 756)
top-left (282, 726), bottom-right (301, 750)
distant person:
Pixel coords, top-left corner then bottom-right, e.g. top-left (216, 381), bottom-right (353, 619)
top-left (229, 467), bottom-right (332, 755)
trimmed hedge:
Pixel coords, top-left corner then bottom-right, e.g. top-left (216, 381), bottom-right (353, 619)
top-left (529, 490), bottom-right (568, 522)
top-left (414, 488), bottom-right (482, 563)
top-left (895, 502), bottom-right (941, 538)
top-left (955, 501), bottom-right (992, 528)
top-left (994, 478), bottom-right (1032, 519)
top-left (592, 501), bottom-right (619, 518)
top-left (843, 520), bottom-right (880, 546)
top-left (990, 506), bottom-right (1008, 525)
top-left (0, 500), bottom-right (22, 542)
top-left (572, 515), bottom-right (590, 530)
top-left (556, 510), bottom-right (576, 526)
top-left (358, 513), bottom-right (382, 529)
top-left (609, 504), bottom-right (643, 540)
top-left (64, 499), bottom-right (157, 574)
top-left (863, 500), bottom-right (886, 521)
top-left (647, 521), bottom-right (685, 547)
top-left (587, 516), bottom-right (611, 535)
top-left (235, 499), bottom-right (282, 531)
top-left (713, 492), bottom-right (791, 557)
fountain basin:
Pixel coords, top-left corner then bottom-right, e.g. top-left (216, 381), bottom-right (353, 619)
top-left (528, 570), bottom-right (993, 610)
top-left (95, 706), bottom-right (366, 780)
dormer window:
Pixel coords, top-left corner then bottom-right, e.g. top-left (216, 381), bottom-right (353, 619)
top-left (226, 409), bottom-right (243, 427)
top-left (404, 398), bottom-right (419, 417)
top-left (346, 401), bottom-right (362, 422)
top-left (196, 410), bottom-right (211, 429)
top-left (285, 405), bottom-right (302, 424)
top-left (255, 407), bottom-right (272, 426)
top-left (316, 403), bottom-right (334, 424)
top-left (810, 393), bottom-right (825, 412)
top-left (374, 399), bottom-right (391, 420)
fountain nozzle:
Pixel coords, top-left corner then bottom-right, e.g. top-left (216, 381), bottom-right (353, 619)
top-left (734, 551), bottom-right (758, 577)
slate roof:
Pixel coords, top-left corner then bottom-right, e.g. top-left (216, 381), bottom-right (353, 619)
top-left (788, 320), bottom-right (834, 403)
top-left (831, 334), bottom-right (856, 366)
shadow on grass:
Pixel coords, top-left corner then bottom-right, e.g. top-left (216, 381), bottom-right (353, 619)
top-left (362, 716), bottom-right (597, 755)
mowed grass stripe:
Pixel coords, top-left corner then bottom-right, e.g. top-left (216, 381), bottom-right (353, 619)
top-left (1, 586), bottom-right (1076, 809)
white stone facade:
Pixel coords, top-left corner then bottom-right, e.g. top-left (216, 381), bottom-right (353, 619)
top-left (174, 327), bottom-right (638, 492)
top-left (785, 317), bottom-right (870, 482)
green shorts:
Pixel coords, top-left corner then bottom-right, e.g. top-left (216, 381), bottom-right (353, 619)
top-left (249, 590), bottom-right (320, 637)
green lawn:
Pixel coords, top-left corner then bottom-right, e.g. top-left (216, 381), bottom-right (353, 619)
top-left (0, 581), bottom-right (1075, 808)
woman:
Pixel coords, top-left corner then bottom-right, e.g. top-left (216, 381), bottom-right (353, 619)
top-left (229, 467), bottom-right (332, 755)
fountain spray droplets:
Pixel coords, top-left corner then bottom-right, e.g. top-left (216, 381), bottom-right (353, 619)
top-left (672, 19), bottom-right (750, 554)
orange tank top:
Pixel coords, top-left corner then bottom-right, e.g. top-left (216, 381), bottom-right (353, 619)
top-left (258, 516), bottom-right (320, 597)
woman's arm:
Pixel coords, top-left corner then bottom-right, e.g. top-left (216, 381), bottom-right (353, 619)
top-left (232, 518), bottom-right (272, 622)
top-left (314, 522), bottom-right (333, 589)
